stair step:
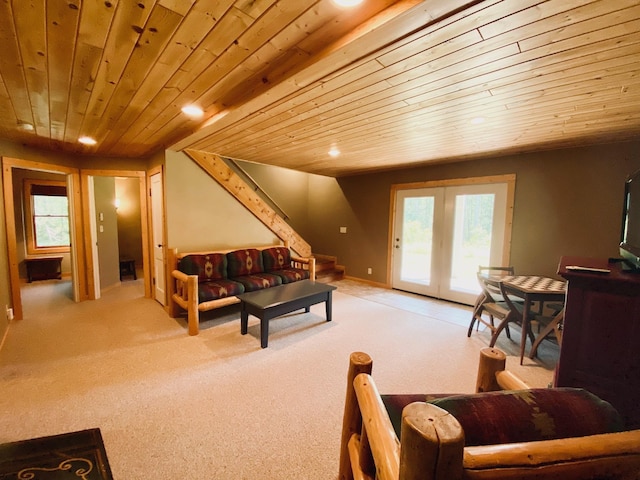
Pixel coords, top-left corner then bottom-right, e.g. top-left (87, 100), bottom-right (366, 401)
top-left (314, 254), bottom-right (338, 271)
top-left (315, 261), bottom-right (337, 273)
top-left (315, 265), bottom-right (345, 283)
top-left (312, 253), bottom-right (344, 282)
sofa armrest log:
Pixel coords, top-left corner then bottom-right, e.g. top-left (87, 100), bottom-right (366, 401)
top-left (291, 255), bottom-right (316, 280)
top-left (170, 269), bottom-right (199, 335)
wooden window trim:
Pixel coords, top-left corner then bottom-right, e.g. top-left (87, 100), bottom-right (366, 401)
top-left (24, 179), bottom-right (70, 255)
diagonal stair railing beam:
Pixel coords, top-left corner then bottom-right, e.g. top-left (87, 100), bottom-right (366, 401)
top-left (224, 157), bottom-right (290, 220)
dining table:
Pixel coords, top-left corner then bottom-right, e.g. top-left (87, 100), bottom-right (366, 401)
top-left (482, 274), bottom-right (566, 363)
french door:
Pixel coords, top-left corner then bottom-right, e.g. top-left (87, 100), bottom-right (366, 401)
top-left (391, 178), bottom-right (512, 305)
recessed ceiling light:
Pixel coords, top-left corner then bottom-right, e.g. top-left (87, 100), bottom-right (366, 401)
top-left (181, 105), bottom-right (204, 117)
top-left (331, 0), bottom-right (364, 6)
top-left (78, 136), bottom-right (97, 145)
top-left (471, 116), bottom-right (485, 125)
top-left (17, 121), bottom-right (34, 131)
top-left (329, 147), bottom-right (341, 157)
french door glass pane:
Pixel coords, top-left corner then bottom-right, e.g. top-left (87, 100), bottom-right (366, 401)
top-left (401, 196), bottom-right (434, 284)
top-left (450, 193), bottom-right (494, 292)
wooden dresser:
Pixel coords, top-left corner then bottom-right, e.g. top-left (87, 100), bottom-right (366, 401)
top-left (557, 256), bottom-right (640, 429)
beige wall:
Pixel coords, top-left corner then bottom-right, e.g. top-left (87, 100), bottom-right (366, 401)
top-left (306, 141), bottom-right (640, 282)
top-left (94, 176), bottom-right (121, 290)
top-left (235, 160), bottom-right (312, 240)
top-left (165, 150), bottom-right (279, 252)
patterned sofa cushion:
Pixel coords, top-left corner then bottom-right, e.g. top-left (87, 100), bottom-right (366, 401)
top-left (232, 273), bottom-right (282, 292)
top-left (262, 247), bottom-right (291, 271)
top-left (269, 268), bottom-right (310, 284)
top-left (382, 388), bottom-right (623, 446)
top-left (178, 253), bottom-right (227, 281)
top-left (226, 249), bottom-right (264, 277)
top-left (198, 279), bottom-right (245, 303)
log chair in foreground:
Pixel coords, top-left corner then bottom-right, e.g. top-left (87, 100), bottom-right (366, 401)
top-left (339, 347), bottom-right (640, 480)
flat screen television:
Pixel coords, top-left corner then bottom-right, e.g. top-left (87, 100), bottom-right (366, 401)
top-left (619, 169), bottom-right (640, 271)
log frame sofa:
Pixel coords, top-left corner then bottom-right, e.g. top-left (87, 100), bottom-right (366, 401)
top-left (168, 242), bottom-right (315, 335)
top-left (339, 347), bottom-right (640, 480)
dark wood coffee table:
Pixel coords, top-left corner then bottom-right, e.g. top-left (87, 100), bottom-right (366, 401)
top-left (238, 280), bottom-right (337, 348)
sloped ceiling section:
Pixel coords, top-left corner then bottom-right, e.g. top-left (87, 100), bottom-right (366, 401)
top-left (0, 1), bottom-right (639, 177)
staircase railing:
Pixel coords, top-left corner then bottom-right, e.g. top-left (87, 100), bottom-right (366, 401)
top-left (224, 157), bottom-right (290, 220)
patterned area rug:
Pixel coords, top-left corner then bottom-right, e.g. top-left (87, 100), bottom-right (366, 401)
top-left (0, 429), bottom-right (113, 480)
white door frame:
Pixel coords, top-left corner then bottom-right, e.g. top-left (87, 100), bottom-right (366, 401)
top-left (86, 176), bottom-right (101, 299)
top-left (149, 166), bottom-right (166, 306)
top-left (80, 169), bottom-right (151, 300)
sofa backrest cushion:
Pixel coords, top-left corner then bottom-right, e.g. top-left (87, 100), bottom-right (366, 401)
top-left (226, 249), bottom-right (264, 277)
top-left (427, 387), bottom-right (624, 446)
top-left (178, 254), bottom-right (227, 281)
top-left (262, 247), bottom-right (291, 271)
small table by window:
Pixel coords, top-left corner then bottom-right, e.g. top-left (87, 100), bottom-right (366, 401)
top-left (25, 256), bottom-right (63, 282)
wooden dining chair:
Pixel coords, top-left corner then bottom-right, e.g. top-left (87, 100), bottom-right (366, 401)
top-left (467, 266), bottom-right (515, 341)
top-left (498, 281), bottom-right (538, 361)
top-left (529, 307), bottom-right (564, 359)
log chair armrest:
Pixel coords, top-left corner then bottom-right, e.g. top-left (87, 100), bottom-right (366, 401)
top-left (171, 269), bottom-right (191, 303)
top-left (353, 373), bottom-right (401, 480)
top-left (291, 255), bottom-right (316, 280)
top-left (475, 347), bottom-right (530, 393)
top-left (170, 269), bottom-right (199, 336)
top-left (172, 269), bottom-right (189, 283)
top-left (350, 373), bottom-right (465, 480)
top-left (463, 430), bottom-right (640, 478)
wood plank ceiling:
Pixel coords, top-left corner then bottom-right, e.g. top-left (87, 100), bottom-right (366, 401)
top-left (0, 0), bottom-right (638, 177)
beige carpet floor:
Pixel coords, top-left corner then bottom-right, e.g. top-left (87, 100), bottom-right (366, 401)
top-left (0, 278), bottom-right (557, 479)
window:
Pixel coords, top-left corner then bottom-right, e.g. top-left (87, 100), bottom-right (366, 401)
top-left (24, 179), bottom-right (70, 255)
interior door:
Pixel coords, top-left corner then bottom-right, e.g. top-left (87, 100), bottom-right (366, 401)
top-left (150, 172), bottom-right (166, 305)
top-left (392, 181), bottom-right (509, 305)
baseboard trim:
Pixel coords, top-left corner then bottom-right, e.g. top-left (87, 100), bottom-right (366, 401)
top-left (343, 275), bottom-right (390, 289)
